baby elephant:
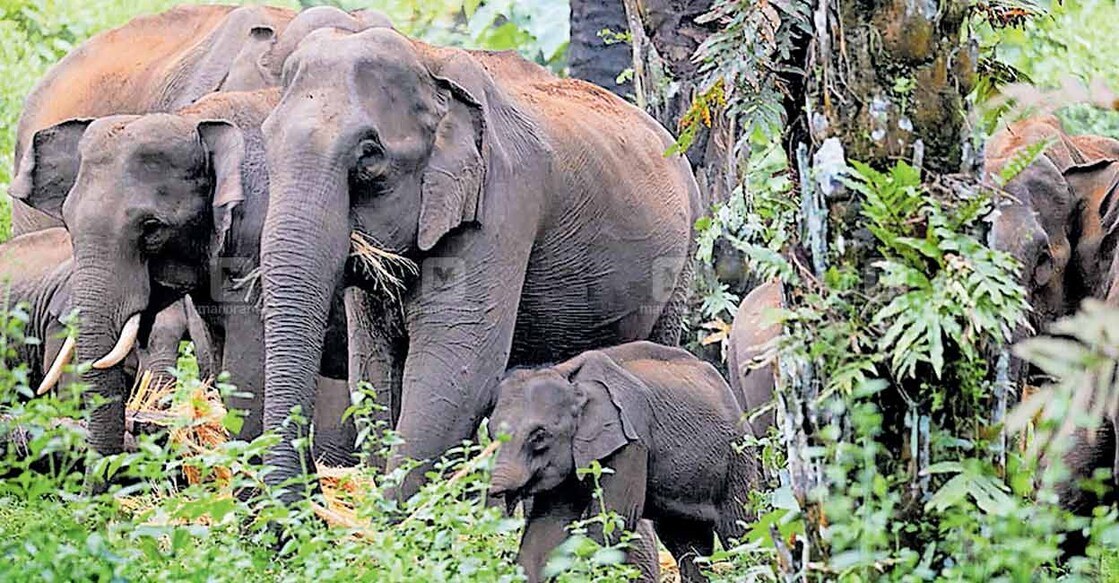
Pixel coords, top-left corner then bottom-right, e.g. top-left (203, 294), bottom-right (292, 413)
top-left (488, 341), bottom-right (759, 582)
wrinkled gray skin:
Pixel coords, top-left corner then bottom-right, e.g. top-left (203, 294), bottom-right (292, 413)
top-left (0, 228), bottom-right (199, 394)
top-left (11, 90), bottom-right (356, 467)
top-left (985, 116), bottom-right (1119, 384)
top-left (11, 4), bottom-right (297, 236)
top-left (257, 27), bottom-right (699, 503)
top-left (488, 342), bottom-right (757, 583)
top-left (727, 280), bottom-right (781, 437)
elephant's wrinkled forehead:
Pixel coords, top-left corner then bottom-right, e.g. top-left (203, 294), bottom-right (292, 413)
top-left (80, 114), bottom-right (203, 169)
top-left (496, 369), bottom-right (576, 415)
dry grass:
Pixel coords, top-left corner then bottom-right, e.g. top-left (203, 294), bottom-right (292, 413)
top-left (349, 231), bottom-right (418, 302)
top-left (126, 370), bottom-right (232, 486)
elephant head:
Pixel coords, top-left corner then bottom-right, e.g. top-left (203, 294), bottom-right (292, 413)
top-left (10, 114), bottom-right (245, 454)
top-left (222, 6), bottom-right (393, 92)
top-left (488, 353), bottom-right (645, 512)
top-left (986, 117), bottom-right (1119, 340)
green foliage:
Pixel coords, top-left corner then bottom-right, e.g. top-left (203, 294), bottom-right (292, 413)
top-left (761, 157), bottom-right (1114, 578)
top-left (980, 0), bottom-right (1119, 138)
top-left (844, 161), bottom-right (1027, 379)
top-left (678, 0), bottom-right (812, 152)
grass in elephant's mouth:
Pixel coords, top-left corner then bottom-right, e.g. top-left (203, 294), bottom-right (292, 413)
top-left (350, 231), bottom-right (418, 303)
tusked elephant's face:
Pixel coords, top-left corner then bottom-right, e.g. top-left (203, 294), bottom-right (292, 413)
top-left (11, 113), bottom-right (242, 372)
top-left (488, 370), bottom-right (581, 510)
top-left (64, 117), bottom-right (228, 295)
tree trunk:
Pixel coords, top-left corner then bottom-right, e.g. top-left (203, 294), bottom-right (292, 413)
top-left (621, 0), bottom-right (736, 209)
top-left (779, 0), bottom-right (978, 570)
top-left (567, 0), bottom-right (632, 98)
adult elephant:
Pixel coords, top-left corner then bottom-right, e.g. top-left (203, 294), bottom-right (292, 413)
top-left (11, 90), bottom-right (357, 468)
top-left (11, 4), bottom-right (296, 236)
top-left (985, 116), bottom-right (1119, 384)
top-left (257, 28), bottom-right (700, 501)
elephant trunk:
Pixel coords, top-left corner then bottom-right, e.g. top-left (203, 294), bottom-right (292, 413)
top-left (69, 249), bottom-right (150, 458)
top-left (489, 451), bottom-right (531, 500)
top-left (260, 158), bottom-right (351, 500)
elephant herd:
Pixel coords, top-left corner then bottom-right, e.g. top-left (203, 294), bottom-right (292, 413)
top-left (0, 4), bottom-right (770, 581)
top-left (4, 3), bottom-right (1119, 580)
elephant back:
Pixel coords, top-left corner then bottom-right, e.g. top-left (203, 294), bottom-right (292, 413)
top-left (728, 280), bottom-right (781, 436)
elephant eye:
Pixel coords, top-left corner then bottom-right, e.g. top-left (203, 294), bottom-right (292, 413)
top-left (138, 217), bottom-right (167, 251)
top-left (357, 138), bottom-right (384, 162)
top-left (528, 427), bottom-right (550, 451)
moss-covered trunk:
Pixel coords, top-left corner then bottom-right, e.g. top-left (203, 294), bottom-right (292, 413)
top-left (780, 0), bottom-right (981, 570)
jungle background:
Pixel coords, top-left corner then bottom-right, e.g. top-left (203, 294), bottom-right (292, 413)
top-left (2, 0), bottom-right (1119, 580)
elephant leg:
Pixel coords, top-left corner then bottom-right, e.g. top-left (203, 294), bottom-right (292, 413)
top-left (345, 287), bottom-right (404, 465)
top-left (388, 237), bottom-right (532, 501)
top-left (628, 519), bottom-right (661, 583)
top-left (141, 300), bottom-right (192, 388)
top-left (648, 252), bottom-right (693, 347)
top-left (519, 487), bottom-right (592, 583)
top-left (183, 295), bottom-right (216, 381)
top-left (658, 518), bottom-right (715, 583)
top-left (590, 444), bottom-right (655, 578)
top-left (311, 376), bottom-right (357, 467)
top-left (217, 305), bottom-right (266, 441)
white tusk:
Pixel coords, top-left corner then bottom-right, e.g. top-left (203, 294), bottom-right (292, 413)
top-left (92, 314), bottom-right (141, 370)
top-left (36, 335), bottom-right (76, 395)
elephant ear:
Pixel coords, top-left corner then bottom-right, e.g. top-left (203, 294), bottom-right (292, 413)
top-left (565, 351), bottom-right (645, 473)
top-left (218, 25), bottom-right (277, 92)
top-left (46, 261), bottom-right (74, 322)
top-left (9, 119), bottom-right (93, 220)
top-left (1066, 157), bottom-right (1119, 295)
top-left (417, 54), bottom-right (489, 252)
top-left (197, 120), bottom-right (246, 252)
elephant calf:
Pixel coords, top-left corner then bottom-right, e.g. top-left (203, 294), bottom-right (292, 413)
top-left (488, 341), bottom-right (759, 582)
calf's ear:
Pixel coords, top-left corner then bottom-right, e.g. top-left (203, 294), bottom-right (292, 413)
top-left (565, 351), bottom-right (644, 472)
